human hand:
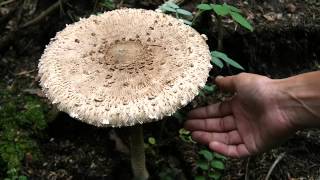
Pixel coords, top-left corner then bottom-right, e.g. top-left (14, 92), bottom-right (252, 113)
top-left (184, 73), bottom-right (297, 158)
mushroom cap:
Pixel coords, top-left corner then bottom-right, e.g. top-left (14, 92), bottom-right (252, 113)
top-left (38, 9), bottom-right (211, 127)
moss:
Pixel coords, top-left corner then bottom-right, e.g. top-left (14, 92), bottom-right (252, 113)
top-left (0, 85), bottom-right (47, 179)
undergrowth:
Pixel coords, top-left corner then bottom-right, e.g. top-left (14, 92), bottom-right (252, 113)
top-left (0, 85), bottom-right (47, 180)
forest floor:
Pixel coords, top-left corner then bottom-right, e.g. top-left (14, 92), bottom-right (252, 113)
top-left (1, 0), bottom-right (320, 179)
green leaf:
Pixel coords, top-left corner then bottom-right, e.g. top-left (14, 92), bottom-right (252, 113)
top-left (7, 168), bottom-right (18, 176)
top-left (211, 51), bottom-right (244, 70)
top-left (100, 0), bottom-right (115, 10)
top-left (211, 56), bottom-right (224, 68)
top-left (176, 8), bottom-right (193, 16)
top-left (223, 57), bottom-right (244, 70)
top-left (18, 176), bottom-right (28, 180)
top-left (182, 19), bottom-right (192, 26)
top-left (195, 176), bottom-right (206, 180)
top-left (197, 4), bottom-right (213, 11)
top-left (148, 137), bottom-right (156, 145)
top-left (224, 3), bottom-right (241, 13)
top-left (198, 150), bottom-right (213, 161)
top-left (198, 90), bottom-right (205, 97)
top-left (160, 5), bottom-right (177, 13)
top-left (211, 4), bottom-right (229, 16)
top-left (179, 128), bottom-right (190, 135)
top-left (211, 51), bottom-right (227, 59)
top-left (173, 111), bottom-right (186, 121)
top-left (211, 160), bottom-right (225, 170)
top-left (197, 160), bottom-right (209, 170)
top-left (188, 136), bottom-right (196, 143)
top-left (179, 135), bottom-right (189, 142)
top-left (203, 85), bottom-right (216, 93)
top-left (166, 1), bottom-right (180, 9)
top-left (213, 152), bottom-right (227, 160)
top-left (230, 11), bottom-right (253, 32)
top-left (208, 171), bottom-right (222, 180)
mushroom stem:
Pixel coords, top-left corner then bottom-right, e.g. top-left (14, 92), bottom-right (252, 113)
top-left (129, 125), bottom-right (149, 180)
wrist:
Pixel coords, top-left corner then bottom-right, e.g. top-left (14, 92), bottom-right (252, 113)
top-left (272, 72), bottom-right (320, 129)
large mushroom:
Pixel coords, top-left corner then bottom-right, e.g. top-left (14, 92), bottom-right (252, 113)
top-left (39, 9), bottom-right (211, 179)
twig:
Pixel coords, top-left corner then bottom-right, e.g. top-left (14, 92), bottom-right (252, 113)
top-left (214, 0), bottom-right (223, 51)
top-left (92, 0), bottom-right (99, 12)
top-left (118, 0), bottom-right (124, 8)
top-left (16, 0), bottom-right (24, 27)
top-left (20, 0), bottom-right (69, 28)
top-left (15, 69), bottom-right (36, 76)
top-left (59, 0), bottom-right (65, 15)
top-left (0, 0), bottom-right (15, 6)
top-left (216, 15), bottom-right (223, 51)
top-left (245, 157), bottom-right (250, 180)
top-left (265, 152), bottom-right (286, 180)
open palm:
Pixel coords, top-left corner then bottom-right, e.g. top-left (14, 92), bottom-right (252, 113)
top-left (184, 73), bottom-right (296, 158)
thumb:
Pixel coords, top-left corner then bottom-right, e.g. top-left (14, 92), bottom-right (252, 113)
top-left (215, 75), bottom-right (236, 93)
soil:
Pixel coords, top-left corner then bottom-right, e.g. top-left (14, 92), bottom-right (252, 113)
top-left (1, 0), bottom-right (320, 179)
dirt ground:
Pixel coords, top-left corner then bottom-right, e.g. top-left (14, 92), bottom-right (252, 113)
top-left (1, 0), bottom-right (320, 179)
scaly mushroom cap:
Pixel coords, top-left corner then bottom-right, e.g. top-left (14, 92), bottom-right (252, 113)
top-left (39, 9), bottom-right (211, 127)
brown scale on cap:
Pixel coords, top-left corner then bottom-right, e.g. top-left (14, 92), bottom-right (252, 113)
top-left (38, 9), bottom-right (211, 127)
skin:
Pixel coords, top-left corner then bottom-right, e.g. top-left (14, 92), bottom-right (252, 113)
top-left (184, 71), bottom-right (320, 158)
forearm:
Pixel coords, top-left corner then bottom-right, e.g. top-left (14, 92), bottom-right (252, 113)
top-left (273, 71), bottom-right (320, 129)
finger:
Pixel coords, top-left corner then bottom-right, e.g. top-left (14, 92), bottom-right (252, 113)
top-left (215, 75), bottom-right (236, 93)
top-left (209, 141), bottom-right (251, 158)
top-left (184, 115), bottom-right (236, 132)
top-left (187, 101), bottom-right (232, 119)
top-left (191, 130), bottom-right (242, 145)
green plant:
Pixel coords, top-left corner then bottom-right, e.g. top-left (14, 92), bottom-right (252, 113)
top-left (159, 4), bottom-right (252, 180)
top-left (178, 128), bottom-right (195, 143)
top-left (0, 88), bottom-right (47, 179)
top-left (159, 167), bottom-right (181, 180)
top-left (195, 149), bottom-right (227, 180)
top-left (159, 1), bottom-right (193, 25)
top-left (4, 168), bottom-right (27, 180)
top-left (144, 136), bottom-right (157, 156)
top-left (199, 84), bottom-right (216, 97)
top-left (211, 51), bottom-right (244, 70)
top-left (197, 3), bottom-right (253, 32)
top-left (196, 2), bottom-right (253, 70)
top-left (99, 0), bottom-right (115, 10)
top-left (147, 137), bottom-right (156, 145)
